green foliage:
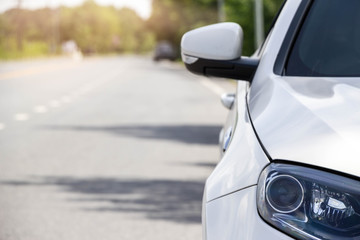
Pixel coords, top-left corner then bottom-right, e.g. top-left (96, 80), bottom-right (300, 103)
top-left (225, 0), bottom-right (255, 56)
top-left (147, 0), bottom-right (218, 54)
top-left (0, 38), bottom-right (48, 59)
top-left (58, 2), bottom-right (156, 54)
top-left (225, 0), bottom-right (284, 55)
top-left (148, 0), bottom-right (283, 57)
top-left (0, 1), bottom-right (156, 59)
top-left (0, 0), bottom-right (284, 60)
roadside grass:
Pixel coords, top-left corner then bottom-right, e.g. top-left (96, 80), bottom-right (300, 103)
top-left (0, 40), bottom-right (52, 60)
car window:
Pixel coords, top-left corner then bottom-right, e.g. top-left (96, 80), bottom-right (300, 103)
top-left (286, 0), bottom-right (360, 77)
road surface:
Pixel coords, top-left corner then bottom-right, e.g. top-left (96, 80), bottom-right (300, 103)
top-left (0, 56), bottom-right (234, 240)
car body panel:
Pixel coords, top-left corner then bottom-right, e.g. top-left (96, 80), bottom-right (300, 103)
top-left (205, 0), bottom-right (303, 203)
top-left (250, 75), bottom-right (360, 177)
top-left (205, 82), bottom-right (269, 202)
top-left (248, 0), bottom-right (360, 177)
top-left (181, 0), bottom-right (360, 239)
top-left (205, 187), bottom-right (293, 240)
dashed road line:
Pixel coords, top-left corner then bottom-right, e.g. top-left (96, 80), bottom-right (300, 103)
top-left (49, 100), bottom-right (61, 108)
top-left (14, 113), bottom-right (29, 121)
top-left (34, 105), bottom-right (48, 113)
top-left (4, 79), bottom-right (108, 128)
top-left (61, 96), bottom-right (72, 103)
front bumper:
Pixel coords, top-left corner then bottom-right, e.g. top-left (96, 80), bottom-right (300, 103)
top-left (203, 186), bottom-right (293, 240)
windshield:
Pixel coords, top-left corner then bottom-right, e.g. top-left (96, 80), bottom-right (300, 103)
top-left (286, 0), bottom-right (360, 77)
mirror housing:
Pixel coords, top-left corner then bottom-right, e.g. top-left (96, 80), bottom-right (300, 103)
top-left (221, 93), bottom-right (236, 110)
top-left (181, 22), bottom-right (258, 82)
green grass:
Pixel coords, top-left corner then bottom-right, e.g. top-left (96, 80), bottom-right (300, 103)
top-left (0, 40), bottom-right (50, 60)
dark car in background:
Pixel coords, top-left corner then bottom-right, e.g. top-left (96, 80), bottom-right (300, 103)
top-left (153, 41), bottom-right (177, 61)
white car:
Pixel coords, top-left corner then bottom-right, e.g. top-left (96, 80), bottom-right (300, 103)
top-left (181, 0), bottom-right (360, 239)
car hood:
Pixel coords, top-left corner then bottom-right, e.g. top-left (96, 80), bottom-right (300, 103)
top-left (249, 76), bottom-right (360, 177)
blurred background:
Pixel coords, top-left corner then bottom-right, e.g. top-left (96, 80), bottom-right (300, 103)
top-left (0, 0), bottom-right (282, 239)
top-left (0, 0), bottom-right (283, 59)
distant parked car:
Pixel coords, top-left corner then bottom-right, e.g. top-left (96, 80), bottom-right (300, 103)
top-left (181, 0), bottom-right (360, 239)
top-left (61, 40), bottom-right (82, 61)
top-left (153, 41), bottom-right (176, 61)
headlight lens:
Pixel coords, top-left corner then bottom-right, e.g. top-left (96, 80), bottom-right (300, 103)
top-left (266, 175), bottom-right (304, 214)
top-left (257, 163), bottom-right (360, 240)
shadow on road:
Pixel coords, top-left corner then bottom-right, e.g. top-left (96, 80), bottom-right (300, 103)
top-left (192, 162), bottom-right (218, 168)
top-left (1, 177), bottom-right (204, 224)
top-left (42, 124), bottom-right (222, 145)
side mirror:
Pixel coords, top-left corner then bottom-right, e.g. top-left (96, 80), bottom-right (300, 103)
top-left (221, 93), bottom-right (236, 110)
top-left (181, 22), bottom-right (258, 81)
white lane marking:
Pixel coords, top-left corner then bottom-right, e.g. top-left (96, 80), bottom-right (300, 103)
top-left (14, 113), bottom-right (29, 121)
top-left (61, 95), bottom-right (72, 103)
top-left (75, 81), bottom-right (109, 97)
top-left (0, 123), bottom-right (5, 130)
top-left (49, 100), bottom-right (61, 108)
top-left (199, 77), bottom-right (226, 97)
top-left (34, 105), bottom-right (48, 113)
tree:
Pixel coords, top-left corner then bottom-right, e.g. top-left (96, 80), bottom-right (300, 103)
top-left (225, 0), bottom-right (284, 55)
top-left (147, 0), bottom-right (218, 54)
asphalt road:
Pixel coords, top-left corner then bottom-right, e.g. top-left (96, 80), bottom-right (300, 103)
top-left (0, 55), bottom-right (234, 240)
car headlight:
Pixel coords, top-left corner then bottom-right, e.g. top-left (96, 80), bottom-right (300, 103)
top-left (257, 163), bottom-right (360, 240)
